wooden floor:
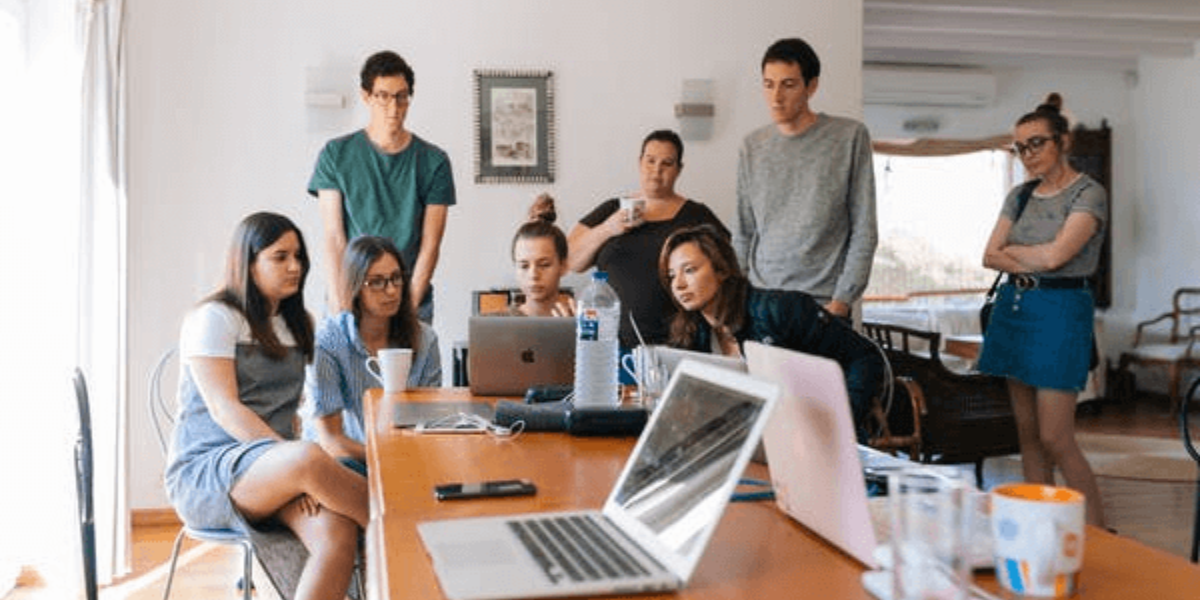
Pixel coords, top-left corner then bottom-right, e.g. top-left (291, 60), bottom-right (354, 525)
top-left (1075, 393), bottom-right (1180, 440)
top-left (3, 393), bottom-right (1185, 599)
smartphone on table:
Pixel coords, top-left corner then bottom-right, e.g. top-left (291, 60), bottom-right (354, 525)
top-left (433, 479), bottom-right (537, 501)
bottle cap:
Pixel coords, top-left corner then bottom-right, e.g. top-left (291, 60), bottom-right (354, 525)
top-left (592, 271), bottom-right (609, 282)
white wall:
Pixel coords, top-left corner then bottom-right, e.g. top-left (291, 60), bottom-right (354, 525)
top-left (126, 0), bottom-right (864, 508)
top-left (1131, 53), bottom-right (1200, 316)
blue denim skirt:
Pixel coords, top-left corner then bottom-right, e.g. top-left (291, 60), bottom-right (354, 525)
top-left (977, 284), bottom-right (1093, 392)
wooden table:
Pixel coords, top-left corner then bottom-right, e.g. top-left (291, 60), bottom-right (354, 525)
top-left (364, 388), bottom-right (1200, 600)
top-left (943, 334), bottom-right (984, 361)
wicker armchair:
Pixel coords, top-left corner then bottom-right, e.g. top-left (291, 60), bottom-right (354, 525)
top-left (862, 321), bottom-right (1019, 485)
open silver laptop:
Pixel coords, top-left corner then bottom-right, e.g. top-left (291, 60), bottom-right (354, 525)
top-left (649, 345), bottom-right (746, 376)
top-left (744, 341), bottom-right (880, 568)
top-left (417, 360), bottom-right (780, 599)
top-left (468, 316), bottom-right (575, 396)
top-left (392, 401), bottom-right (493, 429)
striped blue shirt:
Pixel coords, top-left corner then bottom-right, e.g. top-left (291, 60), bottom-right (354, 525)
top-left (302, 311), bottom-right (441, 444)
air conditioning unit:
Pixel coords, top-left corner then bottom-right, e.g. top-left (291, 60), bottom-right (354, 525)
top-left (863, 66), bottom-right (996, 107)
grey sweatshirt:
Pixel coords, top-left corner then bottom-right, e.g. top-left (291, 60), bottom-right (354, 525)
top-left (734, 114), bottom-right (878, 305)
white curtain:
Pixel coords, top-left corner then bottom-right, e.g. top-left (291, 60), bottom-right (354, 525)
top-left (78, 0), bottom-right (130, 583)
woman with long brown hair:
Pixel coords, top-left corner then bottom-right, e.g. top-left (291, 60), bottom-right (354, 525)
top-left (303, 235), bottom-right (441, 474)
top-left (658, 224), bottom-right (883, 442)
top-left (166, 212), bottom-right (365, 600)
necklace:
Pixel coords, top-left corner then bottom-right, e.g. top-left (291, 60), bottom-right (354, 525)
top-left (1037, 171), bottom-right (1082, 197)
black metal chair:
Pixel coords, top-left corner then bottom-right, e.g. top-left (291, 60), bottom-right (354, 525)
top-left (72, 368), bottom-right (98, 600)
top-left (1180, 376), bottom-right (1200, 562)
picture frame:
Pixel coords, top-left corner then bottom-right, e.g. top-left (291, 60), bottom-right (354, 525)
top-left (473, 69), bottom-right (555, 184)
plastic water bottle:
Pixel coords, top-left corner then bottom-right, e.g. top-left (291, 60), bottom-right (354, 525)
top-left (573, 271), bottom-right (621, 407)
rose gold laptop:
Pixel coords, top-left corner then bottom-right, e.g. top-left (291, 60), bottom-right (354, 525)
top-left (744, 341), bottom-right (879, 568)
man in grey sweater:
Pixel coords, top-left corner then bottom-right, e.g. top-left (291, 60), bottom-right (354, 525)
top-left (735, 38), bottom-right (877, 319)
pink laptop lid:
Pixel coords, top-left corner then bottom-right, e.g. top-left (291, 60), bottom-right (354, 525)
top-left (744, 341), bottom-right (879, 568)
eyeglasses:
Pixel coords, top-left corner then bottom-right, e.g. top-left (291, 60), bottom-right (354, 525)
top-left (1010, 135), bottom-right (1053, 158)
top-left (364, 273), bottom-right (404, 292)
top-left (370, 90), bottom-right (411, 106)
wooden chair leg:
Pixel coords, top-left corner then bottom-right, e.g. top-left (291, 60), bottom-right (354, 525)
top-left (1170, 363), bottom-right (1182, 416)
top-left (1115, 354), bottom-right (1133, 403)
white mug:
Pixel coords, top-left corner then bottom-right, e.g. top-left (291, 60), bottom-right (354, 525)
top-left (990, 483), bottom-right (1086, 598)
top-left (619, 197), bottom-right (645, 226)
top-left (365, 348), bottom-right (413, 393)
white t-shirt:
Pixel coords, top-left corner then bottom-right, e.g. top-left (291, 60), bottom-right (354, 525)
top-left (180, 302), bottom-right (297, 359)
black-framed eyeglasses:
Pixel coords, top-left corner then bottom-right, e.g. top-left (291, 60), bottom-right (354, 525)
top-left (364, 273), bottom-right (404, 292)
top-left (1010, 135), bottom-right (1053, 158)
top-left (370, 90), bottom-right (411, 106)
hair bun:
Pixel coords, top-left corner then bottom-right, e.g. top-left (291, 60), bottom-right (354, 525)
top-left (1037, 92), bottom-right (1064, 115)
top-left (528, 193), bottom-right (557, 225)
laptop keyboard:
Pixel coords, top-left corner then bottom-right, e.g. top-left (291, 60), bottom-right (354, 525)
top-left (507, 515), bottom-right (658, 585)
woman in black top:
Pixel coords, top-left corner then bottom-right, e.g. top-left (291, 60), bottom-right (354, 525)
top-left (567, 129), bottom-right (728, 349)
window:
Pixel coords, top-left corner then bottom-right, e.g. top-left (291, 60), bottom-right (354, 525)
top-left (865, 149), bottom-right (1021, 302)
top-left (0, 0), bottom-right (90, 587)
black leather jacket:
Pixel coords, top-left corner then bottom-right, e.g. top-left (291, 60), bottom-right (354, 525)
top-left (685, 286), bottom-right (883, 442)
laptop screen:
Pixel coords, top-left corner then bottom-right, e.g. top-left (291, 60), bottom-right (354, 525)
top-left (611, 369), bottom-right (767, 558)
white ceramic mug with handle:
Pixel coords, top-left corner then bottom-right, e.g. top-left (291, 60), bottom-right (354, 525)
top-left (619, 197), bottom-right (646, 226)
top-left (365, 348), bottom-right (413, 393)
top-left (990, 483), bottom-right (1086, 598)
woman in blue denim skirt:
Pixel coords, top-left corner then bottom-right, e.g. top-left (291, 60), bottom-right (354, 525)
top-left (977, 94), bottom-right (1107, 526)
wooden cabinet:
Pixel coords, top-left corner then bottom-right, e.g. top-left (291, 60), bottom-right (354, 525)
top-left (1069, 122), bottom-right (1112, 308)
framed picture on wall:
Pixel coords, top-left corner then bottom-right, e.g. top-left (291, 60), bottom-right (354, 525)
top-left (473, 69), bottom-right (555, 184)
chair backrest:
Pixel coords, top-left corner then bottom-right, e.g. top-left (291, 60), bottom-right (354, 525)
top-left (472, 287), bottom-right (574, 315)
top-left (148, 346), bottom-right (178, 457)
top-left (860, 321), bottom-right (1017, 465)
top-left (862, 320), bottom-right (942, 361)
top-left (1171, 288), bottom-right (1200, 343)
top-left (72, 368), bottom-right (98, 600)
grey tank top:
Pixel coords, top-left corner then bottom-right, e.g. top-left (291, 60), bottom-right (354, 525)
top-left (168, 344), bottom-right (305, 470)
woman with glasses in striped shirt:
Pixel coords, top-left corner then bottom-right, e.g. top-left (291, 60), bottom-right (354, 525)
top-left (302, 235), bottom-right (442, 475)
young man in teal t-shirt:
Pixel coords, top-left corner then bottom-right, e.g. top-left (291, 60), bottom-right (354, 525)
top-left (309, 51), bottom-right (456, 322)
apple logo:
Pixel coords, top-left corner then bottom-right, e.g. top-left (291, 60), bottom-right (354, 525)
top-left (521, 348), bottom-right (536, 363)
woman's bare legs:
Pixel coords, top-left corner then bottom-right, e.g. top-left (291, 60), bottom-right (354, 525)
top-left (277, 498), bottom-right (360, 600)
top-left (1007, 379), bottom-right (1054, 484)
top-left (230, 440), bottom-right (368, 527)
top-left (1036, 388), bottom-right (1106, 527)
top-left (229, 441), bottom-right (366, 599)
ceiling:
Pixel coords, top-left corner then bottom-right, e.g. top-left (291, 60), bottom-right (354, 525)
top-left (864, 0), bottom-right (1200, 71)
